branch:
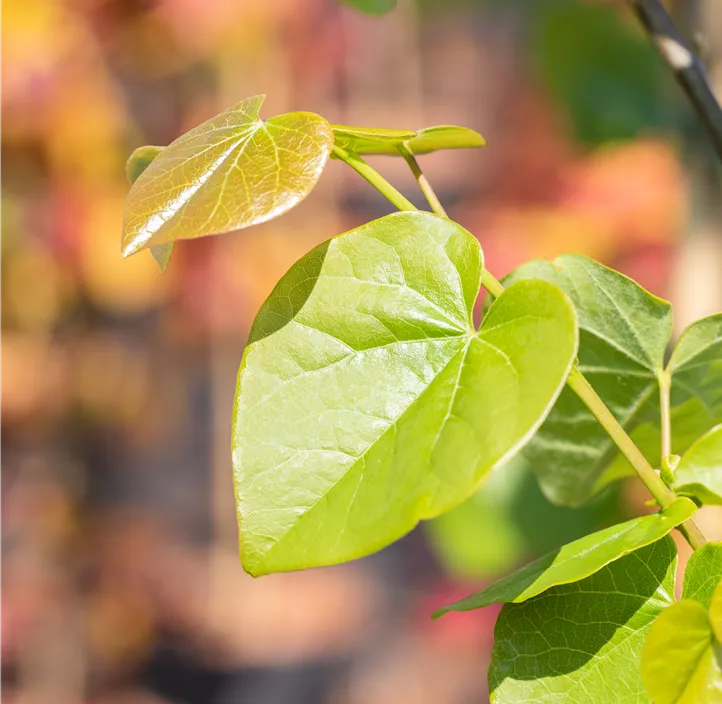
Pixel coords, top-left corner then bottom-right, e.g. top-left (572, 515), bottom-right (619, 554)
top-left (629, 0), bottom-right (722, 163)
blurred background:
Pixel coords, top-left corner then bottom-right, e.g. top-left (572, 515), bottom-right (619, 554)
top-left (3, 0), bottom-right (722, 702)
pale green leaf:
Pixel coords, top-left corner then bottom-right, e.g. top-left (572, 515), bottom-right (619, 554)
top-left (641, 599), bottom-right (722, 704)
top-left (502, 257), bottom-right (722, 506)
top-left (489, 537), bottom-right (678, 703)
top-left (683, 542), bottom-right (722, 610)
top-left (331, 123), bottom-right (485, 156)
top-left (125, 145), bottom-right (172, 271)
top-left (433, 497), bottom-right (695, 617)
top-left (122, 95), bottom-right (334, 256)
top-left (674, 425), bottom-right (722, 505)
top-left (233, 211), bottom-right (577, 576)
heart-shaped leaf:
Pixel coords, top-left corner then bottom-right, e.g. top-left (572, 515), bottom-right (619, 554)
top-left (331, 124), bottom-right (485, 156)
top-left (641, 599), bottom-right (722, 704)
top-left (122, 95), bottom-right (334, 257)
top-left (233, 211), bottom-right (578, 576)
top-left (488, 537), bottom-right (678, 703)
top-left (683, 542), bottom-right (722, 610)
top-left (502, 256), bottom-right (722, 506)
top-left (126, 145), bottom-right (172, 271)
top-left (674, 425), bottom-right (722, 505)
top-left (434, 497), bottom-right (695, 617)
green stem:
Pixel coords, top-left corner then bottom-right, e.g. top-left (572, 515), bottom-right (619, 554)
top-left (398, 146), bottom-right (448, 217)
top-left (566, 368), bottom-right (675, 510)
top-left (658, 369), bottom-right (672, 461)
top-left (332, 146), bottom-right (417, 212)
top-left (334, 154), bottom-right (708, 549)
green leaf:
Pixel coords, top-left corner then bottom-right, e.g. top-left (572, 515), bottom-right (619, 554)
top-left (122, 95), bottom-right (334, 257)
top-left (125, 145), bottom-right (173, 271)
top-left (641, 599), bottom-right (722, 704)
top-left (674, 425), bottom-right (722, 505)
top-left (502, 256), bottom-right (722, 506)
top-left (683, 542), bottom-right (722, 610)
top-left (233, 211), bottom-right (578, 576)
top-left (339, 0), bottom-right (396, 14)
top-left (433, 497), bottom-right (695, 617)
top-left (489, 537), bottom-right (678, 703)
top-left (331, 124), bottom-right (485, 156)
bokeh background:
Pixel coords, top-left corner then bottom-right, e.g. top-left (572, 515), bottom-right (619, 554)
top-left (3, 0), bottom-right (722, 702)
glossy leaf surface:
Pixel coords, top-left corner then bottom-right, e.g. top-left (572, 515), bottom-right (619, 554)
top-left (434, 497), bottom-right (695, 617)
top-left (233, 212), bottom-right (577, 576)
top-left (674, 425), bottom-right (722, 505)
top-left (641, 599), bottom-right (722, 704)
top-left (488, 537), bottom-right (677, 703)
top-left (122, 95), bottom-right (333, 256)
top-left (331, 124), bottom-right (485, 156)
top-left (503, 256), bottom-right (722, 506)
top-left (125, 145), bottom-right (172, 271)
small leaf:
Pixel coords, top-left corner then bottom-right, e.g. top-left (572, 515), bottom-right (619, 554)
top-left (434, 497), bottom-right (695, 617)
top-left (122, 95), bottom-right (334, 256)
top-left (641, 599), bottom-right (722, 704)
top-left (233, 212), bottom-right (578, 576)
top-left (339, 0), bottom-right (396, 14)
top-left (683, 542), bottom-right (722, 610)
top-left (331, 123), bottom-right (485, 156)
top-left (502, 257), bottom-right (722, 506)
top-left (488, 537), bottom-right (678, 703)
top-left (674, 425), bottom-right (722, 505)
top-left (126, 145), bottom-right (164, 184)
top-left (126, 145), bottom-right (173, 271)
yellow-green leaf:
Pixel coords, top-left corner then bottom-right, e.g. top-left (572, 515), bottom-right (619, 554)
top-left (125, 145), bottom-right (172, 271)
top-left (434, 497), bottom-right (695, 617)
top-left (641, 600), bottom-right (722, 704)
top-left (233, 212), bottom-right (577, 576)
top-left (331, 123), bottom-right (485, 156)
top-left (122, 95), bottom-right (334, 256)
top-left (675, 425), bottom-right (722, 505)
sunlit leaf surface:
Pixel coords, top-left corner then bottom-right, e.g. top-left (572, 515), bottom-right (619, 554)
top-left (122, 95), bottom-right (334, 256)
top-left (233, 212), bottom-right (577, 576)
top-left (126, 145), bottom-right (172, 271)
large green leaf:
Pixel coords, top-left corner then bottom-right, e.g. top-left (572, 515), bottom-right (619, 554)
top-left (683, 542), bottom-right (722, 610)
top-left (122, 95), bottom-right (334, 256)
top-left (502, 256), bottom-right (722, 506)
top-left (433, 497), bottom-right (695, 617)
top-left (674, 425), bottom-right (722, 505)
top-left (232, 211), bottom-right (578, 576)
top-left (125, 145), bottom-right (172, 271)
top-left (488, 537), bottom-right (678, 703)
top-left (331, 124), bottom-right (485, 156)
top-left (641, 599), bottom-right (722, 704)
